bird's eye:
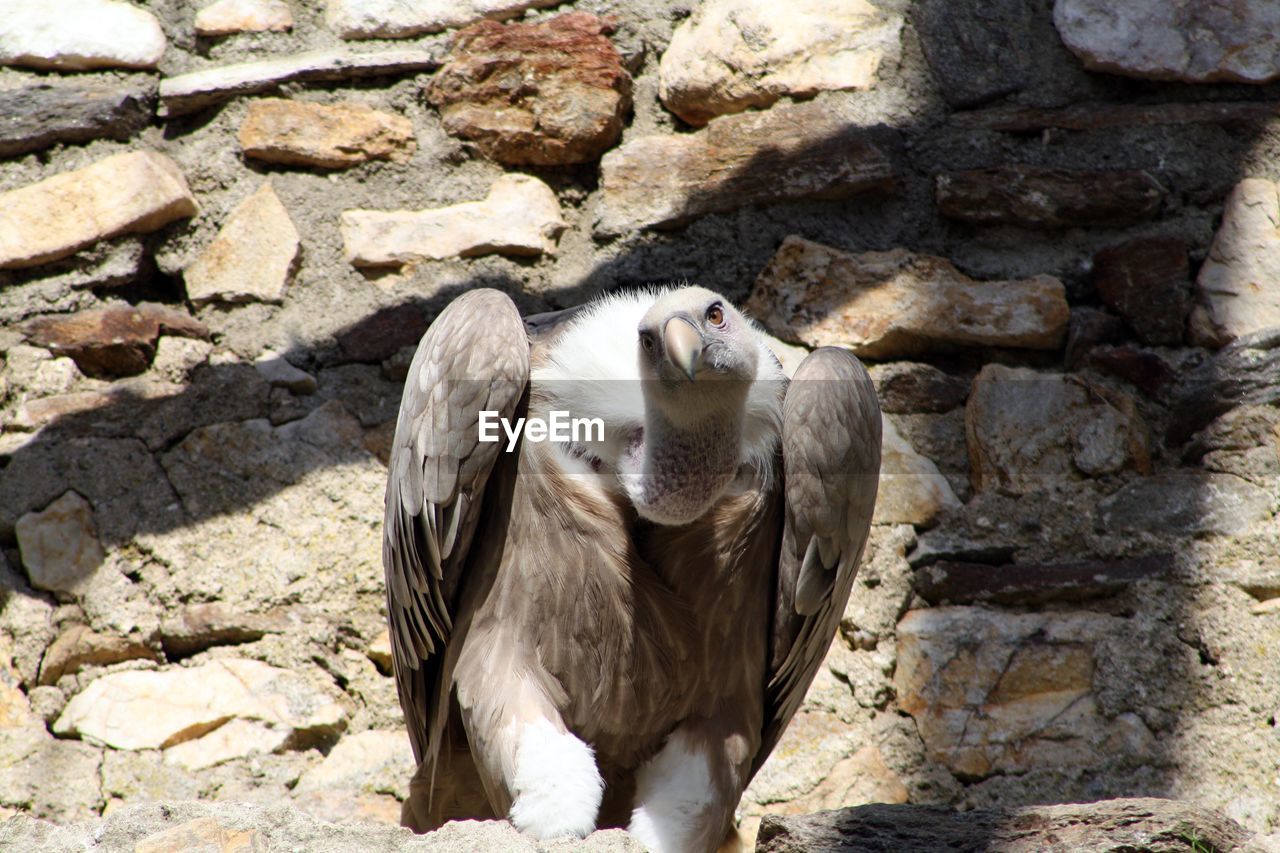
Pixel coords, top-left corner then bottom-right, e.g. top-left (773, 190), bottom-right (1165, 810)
top-left (640, 331), bottom-right (655, 352)
top-left (706, 303), bottom-right (725, 327)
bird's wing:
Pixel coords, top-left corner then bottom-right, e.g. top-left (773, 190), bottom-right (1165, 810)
top-left (384, 289), bottom-right (530, 767)
top-left (757, 347), bottom-right (882, 775)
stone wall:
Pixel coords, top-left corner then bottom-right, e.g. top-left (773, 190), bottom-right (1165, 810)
top-left (1, 0), bottom-right (1279, 845)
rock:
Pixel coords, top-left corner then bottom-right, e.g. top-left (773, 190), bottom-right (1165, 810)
top-left (1190, 178), bottom-right (1280, 348)
top-left (163, 719), bottom-right (291, 771)
top-left (365, 629), bottom-right (392, 673)
top-left (39, 624), bottom-right (157, 685)
top-left (239, 99), bottom-right (415, 169)
top-left (254, 349), bottom-right (317, 394)
top-left (868, 362), bottom-right (969, 414)
top-left (326, 0), bottom-right (562, 39)
top-left (756, 798), bottom-right (1252, 853)
top-left (54, 658), bottom-right (348, 751)
top-left (1063, 306), bottom-right (1125, 369)
top-left (595, 100), bottom-right (894, 235)
top-left (1054, 0), bottom-right (1280, 84)
top-left (14, 492), bottom-right (105, 596)
top-left (294, 729), bottom-right (413, 796)
top-left (965, 364), bottom-right (1150, 494)
top-left (1186, 405), bottom-right (1280, 463)
top-left (874, 418), bottom-right (959, 527)
top-left (340, 174), bottom-right (565, 266)
top-left (747, 236), bottom-right (1068, 359)
top-left (336, 304), bottom-right (430, 365)
top-left (0, 82), bottom-right (155, 158)
top-left (658, 0), bottom-right (902, 125)
top-left (25, 303), bottom-right (209, 379)
top-left (159, 603), bottom-right (292, 658)
top-left (954, 99), bottom-right (1280, 133)
top-left (1092, 237), bottom-right (1190, 346)
top-left (913, 555), bottom-right (1174, 607)
top-left (0, 0), bottom-right (165, 71)
top-left (151, 337), bottom-right (215, 384)
top-left (0, 151), bottom-right (197, 270)
top-left (195, 0), bottom-right (293, 36)
top-left (1167, 328), bottom-right (1280, 444)
top-left (0, 730), bottom-right (103, 821)
top-left (184, 182), bottom-right (300, 306)
top-left (1089, 346), bottom-right (1178, 401)
top-left (1098, 471), bottom-right (1272, 538)
top-left (935, 166), bottom-right (1164, 229)
top-left (426, 13), bottom-right (630, 166)
top-left (134, 816), bottom-right (264, 853)
top-left (912, 0), bottom-right (1036, 108)
top-left (158, 48), bottom-right (439, 117)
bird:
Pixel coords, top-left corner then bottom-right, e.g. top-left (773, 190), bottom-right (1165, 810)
top-left (383, 285), bottom-right (881, 853)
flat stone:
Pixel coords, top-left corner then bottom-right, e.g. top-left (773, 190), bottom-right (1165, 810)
top-left (38, 625), bottom-right (157, 685)
top-left (24, 303), bottom-right (208, 379)
top-left (294, 730), bottom-right (413, 796)
top-left (596, 100), bottom-right (895, 235)
top-left (1097, 471), bottom-right (1272, 538)
top-left (1185, 405), bottom-right (1280, 463)
top-left (326, 0), bottom-right (562, 39)
top-left (1088, 346), bottom-right (1178, 401)
top-left (0, 0), bottom-right (165, 71)
top-left (0, 151), bottom-right (197, 270)
top-left (134, 816), bottom-right (265, 853)
top-left (239, 99), bottom-right (415, 169)
top-left (1190, 178), bottom-right (1280, 348)
top-left (952, 100), bottom-right (1280, 133)
top-left (340, 173), bottom-right (566, 266)
top-left (195, 0), bottom-right (293, 36)
top-left (163, 719), bottom-right (290, 771)
top-left (1054, 0), bottom-right (1280, 84)
top-left (966, 365), bottom-right (1150, 494)
top-left (254, 349), bottom-right (317, 394)
top-left (913, 0), bottom-right (1036, 108)
top-left (867, 362), bottom-right (969, 414)
top-left (658, 0), bottom-right (902, 125)
top-left (14, 492), bottom-right (105, 596)
top-left (746, 236), bottom-right (1068, 359)
top-left (913, 555), bottom-right (1174, 607)
top-left (426, 13), bottom-right (630, 166)
top-left (935, 166), bottom-right (1164, 229)
top-left (1167, 327), bottom-right (1280, 444)
top-left (54, 658), bottom-right (348, 751)
top-left (0, 82), bottom-right (155, 158)
top-left (159, 48), bottom-right (439, 117)
top-left (1092, 237), bottom-right (1190, 346)
top-left (184, 182), bottom-right (299, 305)
top-left (159, 603), bottom-right (292, 658)
top-left (874, 417), bottom-right (959, 528)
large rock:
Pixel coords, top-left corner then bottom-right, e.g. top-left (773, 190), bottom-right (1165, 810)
top-left (1097, 471), bottom-right (1273, 538)
top-left (935, 166), bottom-right (1164, 229)
top-left (1190, 179), bottom-right (1280, 348)
top-left (874, 418), bottom-right (959, 527)
top-left (159, 603), bottom-right (291, 659)
top-left (1092, 237), bottom-right (1190, 347)
top-left (340, 174), bottom-right (566, 266)
top-left (24, 303), bottom-right (209, 378)
top-left (746, 236), bottom-right (1068, 359)
top-left (867, 362), bottom-right (969, 415)
top-left (595, 100), bottom-right (894, 235)
top-left (184, 181), bottom-right (300, 305)
top-left (195, 0), bottom-right (293, 36)
top-left (53, 658), bottom-right (348, 751)
top-left (1054, 0), bottom-right (1280, 84)
top-left (965, 364), bottom-right (1150, 494)
top-left (426, 13), bottom-right (630, 166)
top-left (0, 82), bottom-right (154, 158)
top-left (658, 0), bottom-right (902, 125)
top-left (1168, 328), bottom-right (1280, 444)
top-left (239, 99), bottom-right (415, 169)
top-left (0, 0), bottom-right (165, 71)
top-left (912, 0), bottom-right (1036, 108)
top-left (14, 491), bottom-right (105, 596)
top-left (326, 0), bottom-right (562, 39)
top-left (0, 152), bottom-right (197, 270)
top-left (39, 624), bottom-right (157, 685)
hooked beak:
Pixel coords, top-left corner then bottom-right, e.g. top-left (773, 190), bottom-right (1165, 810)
top-left (663, 316), bottom-right (703, 381)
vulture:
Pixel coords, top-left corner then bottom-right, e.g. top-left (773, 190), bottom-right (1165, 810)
top-left (384, 286), bottom-right (881, 853)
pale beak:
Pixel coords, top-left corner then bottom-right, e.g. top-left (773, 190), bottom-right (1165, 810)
top-left (663, 317), bottom-right (703, 381)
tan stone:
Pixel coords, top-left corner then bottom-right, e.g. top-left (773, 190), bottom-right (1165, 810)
top-left (14, 491), bottom-right (104, 595)
top-left (747, 236), bottom-right (1069, 358)
top-left (195, 0), bottom-right (293, 36)
top-left (163, 718), bottom-right (290, 771)
top-left (184, 181), bottom-right (299, 305)
top-left (325, 0), bottom-right (561, 39)
top-left (294, 729), bottom-right (413, 796)
top-left (873, 417), bottom-right (959, 527)
top-left (134, 816), bottom-right (264, 853)
top-left (24, 303), bottom-right (209, 379)
top-left (340, 174), bottom-right (566, 266)
top-left (1191, 179), bottom-right (1280, 348)
top-left (239, 99), bottom-right (415, 169)
top-left (0, 151), bottom-right (196, 270)
top-left (39, 625), bottom-right (157, 685)
top-left (366, 629), bottom-right (392, 672)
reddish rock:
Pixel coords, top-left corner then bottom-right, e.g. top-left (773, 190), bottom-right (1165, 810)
top-left (1091, 237), bottom-right (1189, 346)
top-left (25, 304), bottom-right (209, 378)
top-left (913, 555), bottom-right (1173, 607)
top-left (425, 12), bottom-right (630, 166)
top-left (1089, 346), bottom-right (1178, 401)
top-left (935, 166), bottom-right (1164, 229)
top-left (39, 625), bottom-right (158, 685)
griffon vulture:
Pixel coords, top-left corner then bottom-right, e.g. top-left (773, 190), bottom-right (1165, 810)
top-left (384, 286), bottom-right (881, 852)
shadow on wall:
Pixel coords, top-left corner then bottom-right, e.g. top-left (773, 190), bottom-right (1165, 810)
top-left (2, 0), bottom-right (1279, 839)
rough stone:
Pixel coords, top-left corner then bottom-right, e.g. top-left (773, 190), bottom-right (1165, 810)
top-left (14, 492), bottom-right (105, 596)
top-left (1092, 237), bottom-right (1190, 346)
top-left (163, 719), bottom-right (291, 771)
top-left (1054, 0), bottom-right (1280, 84)
top-left (325, 0), bottom-right (562, 39)
top-left (341, 174), bottom-right (565, 266)
top-left (1089, 346), bottom-right (1178, 402)
top-left (868, 362), bottom-right (969, 414)
top-left (596, 100), bottom-right (895, 235)
top-left (365, 630), bottom-right (392, 673)
top-left (912, 0), bottom-right (1037, 108)
top-left (965, 364), bottom-right (1150, 494)
top-left (1063, 306), bottom-right (1125, 369)
top-left (184, 182), bottom-right (300, 306)
top-left (25, 303), bottom-right (209, 379)
top-left (658, 0), bottom-right (902, 125)
top-left (0, 730), bottom-right (103, 821)
top-left (335, 304), bottom-right (430, 365)
top-left (0, 0), bottom-right (166, 71)
top-left (195, 0), bottom-right (293, 36)
top-left (151, 337), bottom-right (215, 384)
top-left (159, 603), bottom-right (292, 659)
top-left (1186, 405), bottom-right (1280, 464)
top-left (134, 816), bottom-right (265, 853)
top-left (1168, 328), bottom-right (1280, 444)
top-left (874, 418), bottom-right (959, 528)
top-left (158, 48), bottom-right (439, 117)
top-left (0, 82), bottom-right (155, 158)
top-left (0, 152), bottom-right (197, 270)
top-left (253, 349), bottom-right (317, 394)
top-left (747, 236), bottom-right (1068, 359)
top-left (426, 13), bottom-right (630, 166)
top-left (1097, 471), bottom-right (1273, 538)
top-left (239, 99), bottom-right (415, 169)
top-left (935, 166), bottom-right (1164, 229)
top-left (54, 658), bottom-right (348, 751)
top-left (39, 624), bottom-right (157, 685)
top-left (954, 100), bottom-right (1280, 132)
top-left (913, 555), bottom-right (1174, 607)
top-left (294, 729), bottom-right (413, 797)
top-left (1190, 178), bottom-right (1280, 348)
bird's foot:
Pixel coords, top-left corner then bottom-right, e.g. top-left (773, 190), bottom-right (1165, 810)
top-left (508, 718), bottom-right (604, 839)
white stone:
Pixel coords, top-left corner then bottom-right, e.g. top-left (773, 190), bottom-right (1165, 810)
top-left (294, 729), bottom-right (413, 796)
top-left (254, 349), bottom-right (317, 394)
top-left (14, 491), bottom-right (104, 595)
top-left (340, 174), bottom-right (566, 267)
top-left (874, 417), bottom-right (960, 527)
top-left (0, 0), bottom-right (166, 70)
top-left (163, 719), bottom-right (290, 771)
top-left (659, 0), bottom-right (902, 125)
top-left (195, 0), bottom-right (293, 36)
top-left (184, 181), bottom-right (299, 305)
top-left (325, 0), bottom-right (561, 39)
